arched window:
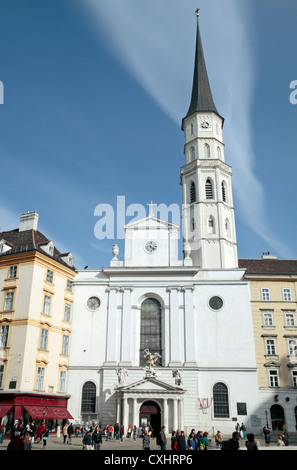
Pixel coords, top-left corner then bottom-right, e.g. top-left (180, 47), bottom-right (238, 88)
top-left (217, 146), bottom-right (221, 159)
top-left (213, 382), bottom-right (229, 418)
top-left (190, 182), bottom-right (196, 203)
top-left (190, 147), bottom-right (195, 161)
top-left (204, 143), bottom-right (210, 158)
top-left (140, 298), bottom-right (162, 366)
top-left (221, 181), bottom-right (227, 202)
top-left (205, 179), bottom-right (213, 199)
top-left (81, 381), bottom-right (96, 414)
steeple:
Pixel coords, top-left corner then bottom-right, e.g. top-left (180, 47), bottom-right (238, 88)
top-left (184, 14), bottom-right (222, 121)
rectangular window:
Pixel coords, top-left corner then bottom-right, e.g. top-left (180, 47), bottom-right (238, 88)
top-left (36, 367), bottom-right (45, 391)
top-left (66, 280), bottom-right (73, 292)
top-left (263, 311), bottom-right (274, 327)
top-left (0, 325), bottom-right (9, 348)
top-left (283, 288), bottom-right (292, 301)
top-left (62, 335), bottom-right (69, 355)
top-left (0, 364), bottom-right (4, 388)
top-left (40, 329), bottom-right (48, 350)
top-left (64, 303), bottom-right (71, 322)
top-left (292, 371), bottom-right (297, 388)
top-left (46, 269), bottom-right (54, 283)
top-left (266, 338), bottom-right (276, 356)
top-left (285, 311), bottom-right (295, 327)
top-left (8, 266), bottom-right (17, 279)
top-left (3, 292), bottom-right (14, 311)
top-left (269, 370), bottom-right (279, 387)
top-left (288, 339), bottom-right (297, 358)
top-left (261, 288), bottom-right (270, 301)
top-left (43, 295), bottom-right (51, 315)
top-left (59, 370), bottom-right (66, 392)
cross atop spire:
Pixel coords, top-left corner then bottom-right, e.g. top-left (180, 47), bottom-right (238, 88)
top-left (185, 12), bottom-right (222, 120)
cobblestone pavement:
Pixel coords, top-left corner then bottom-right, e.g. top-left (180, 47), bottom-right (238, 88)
top-left (1, 434), bottom-right (297, 451)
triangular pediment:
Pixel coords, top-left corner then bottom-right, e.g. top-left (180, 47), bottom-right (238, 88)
top-left (124, 215), bottom-right (179, 232)
top-left (118, 376), bottom-right (184, 393)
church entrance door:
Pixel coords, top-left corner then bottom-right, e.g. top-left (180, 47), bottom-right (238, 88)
top-left (139, 401), bottom-right (161, 437)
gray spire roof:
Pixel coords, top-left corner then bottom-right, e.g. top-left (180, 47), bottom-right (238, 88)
top-left (185, 17), bottom-right (222, 119)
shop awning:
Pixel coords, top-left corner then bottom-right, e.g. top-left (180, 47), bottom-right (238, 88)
top-left (24, 406), bottom-right (73, 420)
top-left (0, 405), bottom-right (12, 418)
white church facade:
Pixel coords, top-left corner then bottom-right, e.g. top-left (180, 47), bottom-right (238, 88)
top-left (67, 15), bottom-right (261, 436)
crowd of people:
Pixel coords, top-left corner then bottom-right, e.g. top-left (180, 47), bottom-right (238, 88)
top-left (2, 418), bottom-right (292, 450)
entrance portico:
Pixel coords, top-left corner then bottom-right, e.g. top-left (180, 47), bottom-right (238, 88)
top-left (115, 377), bottom-right (185, 434)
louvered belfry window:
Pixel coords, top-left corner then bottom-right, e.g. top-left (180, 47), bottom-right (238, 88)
top-left (190, 182), bottom-right (196, 203)
top-left (205, 179), bottom-right (213, 199)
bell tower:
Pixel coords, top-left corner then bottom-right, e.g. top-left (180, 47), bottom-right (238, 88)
top-left (181, 11), bottom-right (238, 269)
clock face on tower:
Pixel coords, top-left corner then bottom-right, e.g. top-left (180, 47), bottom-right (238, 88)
top-left (198, 119), bottom-right (212, 131)
top-left (144, 240), bottom-right (158, 254)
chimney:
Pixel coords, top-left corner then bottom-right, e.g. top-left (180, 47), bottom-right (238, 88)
top-left (19, 210), bottom-right (39, 232)
top-left (261, 252), bottom-right (277, 260)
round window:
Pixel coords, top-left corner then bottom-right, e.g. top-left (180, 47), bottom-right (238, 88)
top-left (87, 296), bottom-right (101, 311)
top-left (209, 296), bottom-right (223, 311)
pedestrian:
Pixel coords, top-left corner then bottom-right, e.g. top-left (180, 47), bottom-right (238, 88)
top-left (7, 431), bottom-right (25, 451)
top-left (82, 429), bottom-right (93, 450)
top-left (225, 432), bottom-right (240, 451)
top-left (177, 430), bottom-right (186, 450)
top-left (245, 433), bottom-right (258, 451)
top-left (105, 424), bottom-right (110, 441)
top-left (196, 430), bottom-right (203, 449)
top-left (67, 422), bottom-right (74, 444)
top-left (215, 430), bottom-right (223, 448)
top-left (187, 430), bottom-right (197, 450)
top-left (171, 431), bottom-right (177, 450)
top-left (235, 422), bottom-right (241, 438)
top-left (127, 424), bottom-right (132, 438)
top-left (133, 425), bottom-right (137, 441)
top-left (199, 432), bottom-right (208, 451)
top-left (120, 424), bottom-right (124, 442)
top-left (142, 430), bottom-right (150, 450)
top-left (41, 425), bottom-right (49, 449)
top-left (62, 422), bottom-right (68, 444)
top-left (23, 432), bottom-right (32, 450)
top-left (240, 422), bottom-right (247, 439)
top-left (263, 426), bottom-right (271, 447)
top-left (0, 425), bottom-right (4, 444)
top-left (157, 425), bottom-right (167, 450)
top-left (36, 420), bottom-right (45, 443)
top-left (114, 422), bottom-right (119, 440)
top-left (92, 425), bottom-right (102, 450)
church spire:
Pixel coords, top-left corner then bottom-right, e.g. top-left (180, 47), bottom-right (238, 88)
top-left (185, 12), bottom-right (220, 119)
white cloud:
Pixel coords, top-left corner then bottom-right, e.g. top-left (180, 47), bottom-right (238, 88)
top-left (80, 0), bottom-right (289, 257)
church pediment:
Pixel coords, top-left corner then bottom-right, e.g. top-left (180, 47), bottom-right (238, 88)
top-left (124, 215), bottom-right (179, 232)
top-left (117, 376), bottom-right (184, 394)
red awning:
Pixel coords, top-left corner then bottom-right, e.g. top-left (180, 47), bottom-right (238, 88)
top-left (25, 406), bottom-right (73, 420)
top-left (0, 405), bottom-right (12, 418)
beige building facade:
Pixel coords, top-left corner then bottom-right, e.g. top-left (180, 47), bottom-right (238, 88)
top-left (239, 256), bottom-right (297, 433)
top-left (0, 211), bottom-right (76, 432)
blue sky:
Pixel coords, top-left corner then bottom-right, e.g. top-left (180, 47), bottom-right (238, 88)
top-left (0, 0), bottom-right (296, 269)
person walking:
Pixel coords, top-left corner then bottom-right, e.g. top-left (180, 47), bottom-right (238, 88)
top-left (23, 432), bottom-right (32, 450)
top-left (120, 424), bottom-right (124, 442)
top-left (36, 420), bottom-right (45, 444)
top-left (67, 422), bottom-right (74, 444)
top-left (142, 430), bottom-right (150, 450)
top-left (157, 426), bottom-right (167, 450)
top-left (92, 425), bottom-right (102, 450)
top-left (171, 431), bottom-right (177, 450)
top-left (240, 423), bottom-right (247, 439)
top-left (41, 425), bottom-right (49, 449)
top-left (82, 429), bottom-right (93, 450)
top-left (263, 426), bottom-right (271, 447)
top-left (62, 422), bottom-right (68, 444)
top-left (133, 425), bottom-right (137, 441)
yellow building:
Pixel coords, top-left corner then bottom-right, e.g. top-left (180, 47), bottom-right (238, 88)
top-left (0, 211), bottom-right (76, 433)
top-left (239, 255), bottom-right (297, 434)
